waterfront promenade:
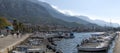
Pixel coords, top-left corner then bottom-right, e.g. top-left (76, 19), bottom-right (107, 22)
top-left (114, 32), bottom-right (120, 53)
top-left (0, 34), bottom-right (31, 53)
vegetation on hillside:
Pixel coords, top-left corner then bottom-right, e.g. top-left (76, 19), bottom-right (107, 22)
top-left (0, 17), bottom-right (11, 29)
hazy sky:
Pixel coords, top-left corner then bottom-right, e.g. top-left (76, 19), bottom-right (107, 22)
top-left (39, 0), bottom-right (120, 24)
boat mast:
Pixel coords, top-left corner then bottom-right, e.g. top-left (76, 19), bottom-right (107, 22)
top-left (105, 24), bottom-right (107, 32)
top-left (110, 19), bottom-right (113, 31)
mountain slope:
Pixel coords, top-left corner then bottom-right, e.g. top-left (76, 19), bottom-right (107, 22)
top-left (0, 0), bottom-right (82, 27)
top-left (36, 1), bottom-right (119, 27)
top-left (34, 1), bottom-right (99, 27)
top-left (0, 0), bottom-right (101, 28)
top-left (77, 16), bottom-right (119, 27)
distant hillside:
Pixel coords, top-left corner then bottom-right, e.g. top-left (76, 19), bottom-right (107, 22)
top-left (0, 0), bottom-right (81, 27)
top-left (36, 1), bottom-right (99, 27)
top-left (77, 16), bottom-right (119, 27)
top-left (0, 0), bottom-right (100, 28)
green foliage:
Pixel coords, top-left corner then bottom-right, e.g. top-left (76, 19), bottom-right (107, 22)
top-left (0, 17), bottom-right (11, 29)
top-left (12, 19), bottom-right (25, 31)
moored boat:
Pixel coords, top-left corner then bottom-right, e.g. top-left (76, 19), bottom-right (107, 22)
top-left (62, 32), bottom-right (75, 39)
top-left (77, 32), bottom-right (117, 52)
top-left (77, 40), bottom-right (109, 52)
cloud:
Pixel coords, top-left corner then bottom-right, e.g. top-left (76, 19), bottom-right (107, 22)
top-left (51, 5), bottom-right (80, 16)
top-left (37, 0), bottom-right (46, 2)
top-left (88, 15), bottom-right (120, 24)
top-left (50, 5), bottom-right (120, 25)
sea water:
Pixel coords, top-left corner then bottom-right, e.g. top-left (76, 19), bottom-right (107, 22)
top-left (55, 32), bottom-right (116, 53)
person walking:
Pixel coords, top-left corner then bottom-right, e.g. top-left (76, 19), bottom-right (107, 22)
top-left (16, 31), bottom-right (19, 38)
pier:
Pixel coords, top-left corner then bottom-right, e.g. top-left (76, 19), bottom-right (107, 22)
top-left (113, 32), bottom-right (120, 53)
top-left (0, 34), bottom-right (31, 53)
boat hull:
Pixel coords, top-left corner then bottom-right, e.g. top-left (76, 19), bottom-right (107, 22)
top-left (77, 47), bottom-right (108, 52)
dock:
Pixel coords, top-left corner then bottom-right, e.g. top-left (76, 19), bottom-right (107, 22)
top-left (0, 34), bottom-right (31, 53)
top-left (113, 32), bottom-right (120, 53)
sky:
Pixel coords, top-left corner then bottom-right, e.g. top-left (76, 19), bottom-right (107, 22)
top-left (38, 0), bottom-right (120, 24)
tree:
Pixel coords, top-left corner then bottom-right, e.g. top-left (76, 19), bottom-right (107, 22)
top-left (12, 19), bottom-right (25, 32)
top-left (0, 17), bottom-right (11, 29)
top-left (13, 19), bottom-right (19, 31)
top-left (19, 22), bottom-right (25, 32)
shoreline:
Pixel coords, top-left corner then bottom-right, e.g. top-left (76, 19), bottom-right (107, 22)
top-left (113, 33), bottom-right (120, 53)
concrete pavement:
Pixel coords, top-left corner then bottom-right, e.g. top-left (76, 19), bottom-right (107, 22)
top-left (0, 34), bottom-right (31, 53)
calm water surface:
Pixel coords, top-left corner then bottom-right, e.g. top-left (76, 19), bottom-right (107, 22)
top-left (55, 32), bottom-right (116, 53)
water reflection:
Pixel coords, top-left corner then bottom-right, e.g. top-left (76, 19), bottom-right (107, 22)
top-left (55, 32), bottom-right (114, 53)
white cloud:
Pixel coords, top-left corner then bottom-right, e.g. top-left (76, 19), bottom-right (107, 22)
top-left (88, 15), bottom-right (120, 24)
top-left (51, 5), bottom-right (80, 16)
top-left (38, 0), bottom-right (46, 2)
top-left (51, 5), bottom-right (120, 25)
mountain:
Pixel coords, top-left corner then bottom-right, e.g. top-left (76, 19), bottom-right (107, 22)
top-left (0, 0), bottom-right (82, 27)
top-left (35, 1), bottom-right (98, 27)
top-left (77, 16), bottom-right (119, 27)
top-left (0, 0), bottom-right (100, 28)
top-left (36, 1), bottom-right (119, 27)
top-left (93, 20), bottom-right (119, 27)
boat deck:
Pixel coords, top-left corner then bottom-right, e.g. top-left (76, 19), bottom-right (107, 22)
top-left (81, 43), bottom-right (100, 48)
top-left (12, 34), bottom-right (57, 53)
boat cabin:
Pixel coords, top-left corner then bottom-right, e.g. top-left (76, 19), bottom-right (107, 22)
top-left (27, 48), bottom-right (44, 53)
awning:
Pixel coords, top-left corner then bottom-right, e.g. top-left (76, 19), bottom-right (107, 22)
top-left (6, 26), bottom-right (14, 30)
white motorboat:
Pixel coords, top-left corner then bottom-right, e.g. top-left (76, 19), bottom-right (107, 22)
top-left (77, 33), bottom-right (117, 52)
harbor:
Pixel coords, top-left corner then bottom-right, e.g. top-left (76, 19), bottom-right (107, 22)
top-left (54, 32), bottom-right (117, 53)
top-left (1, 0), bottom-right (120, 53)
top-left (0, 32), bottom-right (117, 53)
